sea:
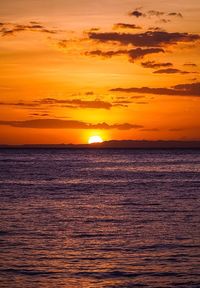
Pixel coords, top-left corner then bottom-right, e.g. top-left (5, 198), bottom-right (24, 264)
top-left (0, 149), bottom-right (200, 288)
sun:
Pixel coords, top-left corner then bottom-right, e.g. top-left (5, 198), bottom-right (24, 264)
top-left (88, 135), bottom-right (103, 144)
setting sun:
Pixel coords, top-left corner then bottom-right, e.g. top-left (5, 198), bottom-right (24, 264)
top-left (88, 135), bottom-right (103, 144)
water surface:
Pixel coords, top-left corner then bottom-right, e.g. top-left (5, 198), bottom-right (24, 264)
top-left (0, 149), bottom-right (200, 287)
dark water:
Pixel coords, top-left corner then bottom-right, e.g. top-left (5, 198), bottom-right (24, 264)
top-left (0, 149), bottom-right (200, 288)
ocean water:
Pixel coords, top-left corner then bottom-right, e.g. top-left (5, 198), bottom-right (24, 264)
top-left (0, 149), bottom-right (200, 288)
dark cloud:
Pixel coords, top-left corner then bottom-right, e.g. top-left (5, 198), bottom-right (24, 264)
top-left (129, 10), bottom-right (145, 18)
top-left (0, 101), bottom-right (38, 107)
top-left (183, 63), bottom-right (197, 67)
top-left (0, 22), bottom-right (57, 36)
top-left (113, 100), bottom-right (132, 107)
top-left (0, 119), bottom-right (143, 130)
top-left (173, 82), bottom-right (200, 92)
top-left (128, 48), bottom-right (164, 61)
top-left (85, 91), bottom-right (94, 95)
top-left (130, 9), bottom-right (183, 19)
top-left (153, 68), bottom-right (190, 74)
top-left (85, 48), bottom-right (164, 62)
top-left (148, 27), bottom-right (165, 32)
top-left (85, 49), bottom-right (127, 58)
top-left (190, 78), bottom-right (198, 81)
top-left (110, 82), bottom-right (200, 97)
top-left (148, 10), bottom-right (165, 17)
top-left (141, 61), bottom-right (173, 69)
top-left (57, 40), bottom-right (68, 48)
top-left (148, 10), bottom-right (183, 19)
top-left (168, 12), bottom-right (183, 18)
top-left (89, 27), bottom-right (100, 32)
top-left (30, 113), bottom-right (50, 117)
top-left (113, 23), bottom-right (141, 30)
top-left (88, 31), bottom-right (200, 47)
top-left (131, 96), bottom-right (145, 99)
top-left (158, 19), bottom-right (171, 24)
top-left (0, 98), bottom-right (127, 110)
top-left (38, 98), bottom-right (114, 109)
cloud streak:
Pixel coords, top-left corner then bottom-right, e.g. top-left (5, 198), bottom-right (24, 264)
top-left (113, 23), bottom-right (142, 30)
top-left (88, 31), bottom-right (200, 47)
top-left (168, 12), bottom-right (183, 18)
top-left (37, 98), bottom-right (114, 109)
top-left (110, 82), bottom-right (200, 97)
top-left (0, 98), bottom-right (124, 110)
top-left (85, 48), bottom-right (164, 61)
top-left (141, 61), bottom-right (173, 69)
top-left (0, 119), bottom-right (143, 130)
top-left (0, 22), bottom-right (57, 36)
top-left (153, 68), bottom-right (190, 74)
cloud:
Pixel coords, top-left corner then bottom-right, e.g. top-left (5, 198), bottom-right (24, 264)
top-left (88, 31), bottom-right (200, 47)
top-left (110, 82), bottom-right (200, 97)
top-left (113, 23), bottom-right (141, 30)
top-left (0, 119), bottom-right (143, 130)
top-left (141, 61), bottom-right (173, 69)
top-left (148, 27), bottom-right (165, 32)
top-left (153, 68), bottom-right (190, 74)
top-left (148, 10), bottom-right (182, 18)
top-left (85, 91), bottom-right (94, 95)
top-left (30, 113), bottom-right (50, 117)
top-left (85, 47), bottom-right (164, 62)
top-left (89, 27), bottom-right (100, 32)
top-left (37, 98), bottom-right (114, 109)
top-left (57, 40), bottom-right (68, 48)
top-left (129, 10), bottom-right (145, 18)
top-left (129, 9), bottom-right (183, 20)
top-left (85, 49), bottom-right (127, 58)
top-left (0, 98), bottom-right (127, 110)
top-left (131, 96), bottom-right (145, 99)
top-left (158, 19), bottom-right (171, 24)
top-left (168, 12), bottom-right (183, 18)
top-left (0, 22), bottom-right (57, 36)
top-left (148, 10), bottom-right (165, 17)
top-left (183, 63), bottom-right (197, 67)
top-left (113, 100), bottom-right (132, 107)
top-left (128, 48), bottom-right (164, 61)
top-left (0, 101), bottom-right (38, 107)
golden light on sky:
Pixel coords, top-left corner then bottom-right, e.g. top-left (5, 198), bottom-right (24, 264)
top-left (0, 0), bottom-right (200, 144)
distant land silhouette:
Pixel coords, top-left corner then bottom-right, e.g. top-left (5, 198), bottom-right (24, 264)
top-left (1, 140), bottom-right (200, 149)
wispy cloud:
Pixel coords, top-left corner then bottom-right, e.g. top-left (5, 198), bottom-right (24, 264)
top-left (88, 31), bottom-right (200, 47)
top-left (110, 82), bottom-right (200, 97)
top-left (113, 23), bottom-right (142, 30)
top-left (141, 61), bottom-right (173, 69)
top-left (148, 10), bottom-right (165, 17)
top-left (0, 119), bottom-right (143, 130)
top-left (0, 22), bottom-right (58, 36)
top-left (168, 12), bottom-right (183, 18)
top-left (129, 9), bottom-right (183, 19)
top-left (183, 63), bottom-right (197, 67)
top-left (153, 68), bottom-right (190, 74)
top-left (85, 47), bottom-right (164, 61)
top-left (0, 98), bottom-right (128, 110)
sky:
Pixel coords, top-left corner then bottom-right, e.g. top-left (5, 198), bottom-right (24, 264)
top-left (0, 0), bottom-right (200, 144)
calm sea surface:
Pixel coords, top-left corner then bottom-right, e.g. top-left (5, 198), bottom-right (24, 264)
top-left (0, 149), bottom-right (200, 288)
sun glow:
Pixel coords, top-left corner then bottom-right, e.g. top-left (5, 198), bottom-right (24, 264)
top-left (88, 135), bottom-right (103, 144)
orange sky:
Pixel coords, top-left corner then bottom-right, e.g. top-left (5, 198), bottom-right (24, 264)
top-left (0, 0), bottom-right (200, 144)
